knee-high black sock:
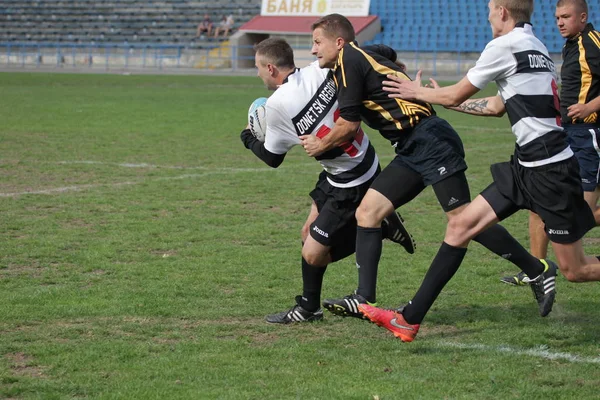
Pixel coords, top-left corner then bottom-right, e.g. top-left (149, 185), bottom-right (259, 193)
top-left (473, 224), bottom-right (544, 279)
top-left (402, 242), bottom-right (466, 324)
top-left (355, 226), bottom-right (382, 303)
top-left (300, 258), bottom-right (327, 312)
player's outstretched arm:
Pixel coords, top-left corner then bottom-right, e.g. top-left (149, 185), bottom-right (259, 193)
top-left (240, 128), bottom-right (286, 168)
top-left (448, 95), bottom-right (506, 117)
top-left (422, 77), bottom-right (504, 117)
top-left (383, 72), bottom-right (480, 108)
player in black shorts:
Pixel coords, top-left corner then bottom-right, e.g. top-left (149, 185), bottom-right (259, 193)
top-left (502, 0), bottom-right (600, 285)
top-left (362, 0), bottom-right (599, 342)
top-left (300, 13), bottom-right (554, 322)
top-left (241, 37), bottom-right (415, 324)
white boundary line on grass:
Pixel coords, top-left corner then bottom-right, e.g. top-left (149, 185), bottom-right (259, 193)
top-left (438, 341), bottom-right (600, 364)
top-left (0, 167), bottom-right (275, 197)
top-left (5, 161), bottom-right (600, 365)
top-left (55, 160), bottom-right (274, 171)
top-left (55, 160), bottom-right (318, 171)
top-left (452, 125), bottom-right (509, 133)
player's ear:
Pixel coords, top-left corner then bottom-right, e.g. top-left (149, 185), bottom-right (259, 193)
top-left (335, 37), bottom-right (345, 49)
top-left (499, 6), bottom-right (507, 21)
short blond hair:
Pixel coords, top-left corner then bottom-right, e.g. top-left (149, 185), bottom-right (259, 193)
top-left (493, 0), bottom-right (534, 22)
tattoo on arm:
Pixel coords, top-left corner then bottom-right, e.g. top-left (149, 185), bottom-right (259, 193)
top-left (457, 98), bottom-right (490, 115)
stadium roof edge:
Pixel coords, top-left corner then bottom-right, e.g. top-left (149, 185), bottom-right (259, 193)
top-left (239, 15), bottom-right (379, 35)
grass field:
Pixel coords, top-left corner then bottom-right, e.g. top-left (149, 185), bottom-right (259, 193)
top-left (1, 72), bottom-right (600, 399)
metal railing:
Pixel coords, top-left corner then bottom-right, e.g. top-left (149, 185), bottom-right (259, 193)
top-left (0, 42), bottom-right (224, 70)
top-left (0, 42), bottom-right (560, 77)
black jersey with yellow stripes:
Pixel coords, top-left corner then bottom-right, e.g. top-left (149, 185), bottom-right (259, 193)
top-left (333, 42), bottom-right (435, 143)
top-left (561, 23), bottom-right (600, 125)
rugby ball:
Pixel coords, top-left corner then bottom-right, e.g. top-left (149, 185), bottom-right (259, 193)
top-left (248, 97), bottom-right (268, 142)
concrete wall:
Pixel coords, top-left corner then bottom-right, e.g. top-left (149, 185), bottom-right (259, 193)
top-left (230, 17), bottom-right (381, 68)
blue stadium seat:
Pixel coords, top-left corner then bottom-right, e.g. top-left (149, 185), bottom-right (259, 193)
top-left (0, 0), bottom-right (260, 45)
top-left (366, 0), bottom-right (588, 53)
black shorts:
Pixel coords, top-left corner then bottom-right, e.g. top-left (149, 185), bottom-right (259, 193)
top-left (565, 124), bottom-right (600, 191)
top-left (391, 115), bottom-right (468, 186)
top-left (309, 170), bottom-right (378, 247)
top-left (370, 116), bottom-right (470, 212)
top-left (370, 164), bottom-right (471, 212)
top-left (481, 156), bottom-right (595, 244)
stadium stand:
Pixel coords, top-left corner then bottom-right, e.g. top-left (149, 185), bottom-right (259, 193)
top-left (2, 0), bottom-right (598, 51)
top-left (1, 0), bottom-right (599, 71)
top-left (0, 0), bottom-right (260, 46)
top-left (365, 0), bottom-right (600, 53)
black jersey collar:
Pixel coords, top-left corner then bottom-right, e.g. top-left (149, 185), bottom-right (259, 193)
top-left (282, 68), bottom-right (300, 84)
top-left (566, 23), bottom-right (594, 43)
top-left (583, 22), bottom-right (596, 34)
top-left (333, 41), bottom-right (359, 70)
top-left (515, 21), bottom-right (532, 29)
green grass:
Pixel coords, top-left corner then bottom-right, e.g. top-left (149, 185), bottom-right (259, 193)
top-left (1, 72), bottom-right (600, 399)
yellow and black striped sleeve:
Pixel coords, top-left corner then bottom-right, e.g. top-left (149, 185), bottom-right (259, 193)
top-left (334, 44), bottom-right (371, 122)
top-left (576, 28), bottom-right (600, 123)
top-left (559, 24), bottom-right (600, 124)
top-left (334, 42), bottom-right (434, 140)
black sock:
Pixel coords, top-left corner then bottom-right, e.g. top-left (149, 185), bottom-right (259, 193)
top-left (355, 226), bottom-right (382, 303)
top-left (300, 258), bottom-right (327, 312)
top-left (330, 242), bottom-right (356, 263)
top-left (473, 224), bottom-right (544, 279)
top-left (402, 242), bottom-right (466, 324)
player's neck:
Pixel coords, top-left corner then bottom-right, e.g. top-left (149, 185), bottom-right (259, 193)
top-left (497, 20), bottom-right (518, 37)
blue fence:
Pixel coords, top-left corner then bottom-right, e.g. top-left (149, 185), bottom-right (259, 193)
top-left (0, 42), bottom-right (230, 70)
top-left (0, 42), bottom-right (557, 77)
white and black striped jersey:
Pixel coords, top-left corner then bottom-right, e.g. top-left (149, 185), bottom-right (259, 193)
top-left (467, 22), bottom-right (573, 168)
top-left (264, 61), bottom-right (379, 188)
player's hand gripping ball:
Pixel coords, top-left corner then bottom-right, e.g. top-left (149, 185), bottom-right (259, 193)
top-left (248, 97), bottom-right (268, 142)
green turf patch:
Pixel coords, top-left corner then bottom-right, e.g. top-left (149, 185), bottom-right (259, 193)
top-left (1, 72), bottom-right (599, 399)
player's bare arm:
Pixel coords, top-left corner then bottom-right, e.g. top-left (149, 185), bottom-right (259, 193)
top-left (299, 117), bottom-right (360, 157)
top-left (383, 72), bottom-right (480, 108)
top-left (422, 77), bottom-right (505, 117)
top-left (451, 95), bottom-right (506, 117)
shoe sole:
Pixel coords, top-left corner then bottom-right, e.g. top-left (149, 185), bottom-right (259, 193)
top-left (540, 292), bottom-right (555, 317)
top-left (499, 278), bottom-right (527, 286)
top-left (385, 213), bottom-right (416, 255)
top-left (536, 260), bottom-right (558, 317)
top-left (265, 316), bottom-right (323, 324)
top-left (396, 214), bottom-right (416, 255)
top-left (323, 303), bottom-right (365, 319)
top-left (402, 236), bottom-right (417, 255)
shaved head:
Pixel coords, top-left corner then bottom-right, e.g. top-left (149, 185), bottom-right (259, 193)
top-left (556, 0), bottom-right (588, 14)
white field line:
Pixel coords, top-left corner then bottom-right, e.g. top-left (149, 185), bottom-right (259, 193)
top-left (55, 160), bottom-right (274, 171)
top-left (55, 160), bottom-right (318, 171)
top-left (0, 167), bottom-right (276, 198)
top-left (438, 341), bottom-right (600, 364)
top-left (452, 125), bottom-right (510, 133)
top-left (5, 161), bottom-right (600, 366)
